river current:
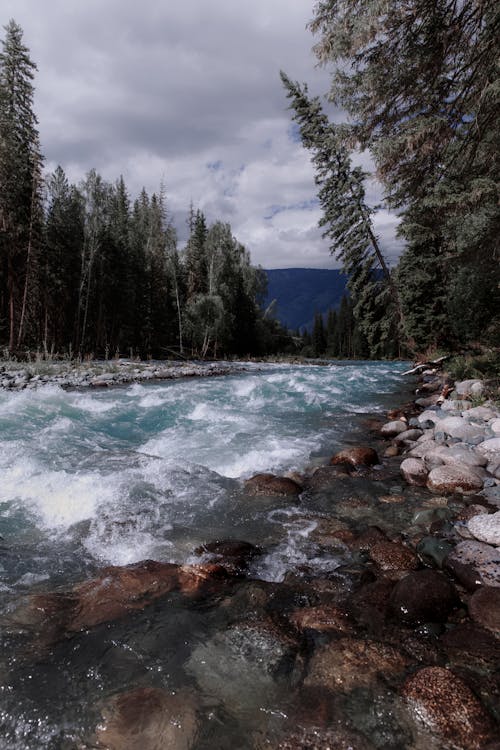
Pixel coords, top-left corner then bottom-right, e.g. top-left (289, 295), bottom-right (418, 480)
top-left (0, 361), bottom-right (412, 748)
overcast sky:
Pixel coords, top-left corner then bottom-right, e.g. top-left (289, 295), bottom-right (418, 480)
top-left (1, 0), bottom-right (401, 269)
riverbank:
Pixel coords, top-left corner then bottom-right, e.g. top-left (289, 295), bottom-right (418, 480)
top-left (0, 358), bottom-right (249, 390)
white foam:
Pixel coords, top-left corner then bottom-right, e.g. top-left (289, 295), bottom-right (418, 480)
top-left (69, 394), bottom-right (116, 414)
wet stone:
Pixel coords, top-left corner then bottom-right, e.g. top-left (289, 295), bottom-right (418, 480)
top-left (388, 569), bottom-right (458, 625)
top-left (193, 538), bottom-right (262, 576)
top-left (288, 604), bottom-right (354, 635)
top-left (369, 540), bottom-right (419, 578)
top-left (416, 536), bottom-right (454, 569)
top-left (468, 586), bottom-right (500, 635)
top-left (330, 446), bottom-right (379, 468)
top-left (402, 666), bottom-right (495, 750)
top-left (441, 623), bottom-right (500, 671)
top-left (94, 687), bottom-right (199, 750)
top-left (303, 637), bottom-right (408, 692)
top-left (245, 473), bottom-right (302, 497)
top-left (446, 540), bottom-right (500, 587)
top-left (270, 725), bottom-right (375, 750)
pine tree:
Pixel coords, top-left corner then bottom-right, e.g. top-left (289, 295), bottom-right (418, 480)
top-left (280, 71), bottom-right (402, 357)
top-left (0, 19), bottom-right (43, 351)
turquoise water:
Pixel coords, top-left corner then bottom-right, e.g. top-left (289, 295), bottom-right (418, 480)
top-left (0, 361), bottom-right (411, 748)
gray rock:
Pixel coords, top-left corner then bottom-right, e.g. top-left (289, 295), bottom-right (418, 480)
top-left (476, 437), bottom-right (500, 459)
top-left (394, 428), bottom-right (423, 443)
top-left (446, 540), bottom-right (500, 587)
top-left (465, 405), bottom-right (497, 421)
top-left (427, 465), bottom-right (483, 494)
top-left (380, 420), bottom-right (408, 437)
top-left (455, 379), bottom-right (484, 396)
top-left (441, 399), bottom-right (471, 412)
top-left (467, 511), bottom-right (500, 547)
top-left (489, 418), bottom-right (500, 435)
top-left (417, 410), bottom-right (439, 426)
top-left (400, 458), bottom-right (428, 486)
top-left (436, 416), bottom-right (486, 443)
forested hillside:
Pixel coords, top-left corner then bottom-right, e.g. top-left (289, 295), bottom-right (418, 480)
top-left (264, 268), bottom-right (348, 331)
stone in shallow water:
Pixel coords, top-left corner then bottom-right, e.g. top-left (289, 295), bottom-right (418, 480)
top-left (303, 637), bottom-right (408, 692)
top-left (388, 569), bottom-right (458, 625)
top-left (380, 419), bottom-right (407, 437)
top-left (467, 511), bottom-right (500, 546)
top-left (245, 473), bottom-right (302, 497)
top-left (369, 540), bottom-right (419, 577)
top-left (468, 586), bottom-right (500, 635)
top-left (288, 604), bottom-right (353, 635)
top-left (269, 725), bottom-right (375, 750)
top-left (402, 666), bottom-right (494, 750)
top-left (427, 465), bottom-right (483, 494)
top-left (445, 540), bottom-right (500, 587)
top-left (330, 446), bottom-right (379, 468)
top-left (95, 687), bottom-right (199, 750)
top-left (193, 539), bottom-right (262, 576)
top-left (186, 620), bottom-right (299, 712)
top-left (441, 623), bottom-right (500, 671)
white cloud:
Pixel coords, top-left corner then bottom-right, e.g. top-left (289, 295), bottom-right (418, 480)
top-left (1, 0), bottom-right (403, 269)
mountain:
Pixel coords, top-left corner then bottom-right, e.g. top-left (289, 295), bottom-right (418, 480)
top-left (263, 268), bottom-right (348, 332)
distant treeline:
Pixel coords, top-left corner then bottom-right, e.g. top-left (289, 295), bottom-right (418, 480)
top-left (0, 20), bottom-right (295, 359)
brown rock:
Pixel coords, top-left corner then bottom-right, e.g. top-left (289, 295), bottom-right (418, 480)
top-left (389, 569), bottom-right (458, 625)
top-left (384, 445), bottom-right (400, 458)
top-left (349, 526), bottom-right (387, 552)
top-left (288, 605), bottom-right (353, 635)
top-left (379, 493), bottom-right (404, 503)
top-left (441, 624), bottom-right (500, 671)
top-left (427, 465), bottom-right (483, 494)
top-left (308, 517), bottom-right (351, 546)
top-left (400, 457), bottom-right (428, 486)
top-left (369, 540), bottom-right (419, 577)
top-left (272, 725), bottom-right (374, 750)
top-left (95, 687), bottom-right (198, 750)
top-left (193, 539), bottom-right (261, 576)
top-left (330, 446), bottom-right (379, 468)
top-left (245, 473), bottom-right (302, 496)
top-left (306, 465), bottom-right (352, 491)
top-left (468, 586), bottom-right (500, 635)
top-left (402, 667), bottom-right (494, 750)
top-left (347, 579), bottom-right (395, 631)
top-left (304, 637), bottom-right (408, 692)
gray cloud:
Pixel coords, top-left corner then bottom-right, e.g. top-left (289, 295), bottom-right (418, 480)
top-left (1, 0), bottom-right (402, 269)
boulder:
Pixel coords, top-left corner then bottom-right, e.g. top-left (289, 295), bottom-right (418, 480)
top-left (288, 605), bottom-right (353, 635)
top-left (476, 437), bottom-right (500, 459)
top-left (468, 586), bottom-right (500, 635)
top-left (402, 666), bottom-right (494, 750)
top-left (388, 569), bottom-right (458, 624)
top-left (369, 540), bottom-right (419, 577)
top-left (306, 465), bottom-right (351, 491)
top-left (193, 539), bottom-right (262, 576)
top-left (441, 624), bottom-right (500, 671)
top-left (455, 379), bottom-right (484, 397)
top-left (400, 458), bottom-right (428, 486)
top-left (445, 540), bottom-right (500, 588)
top-left (95, 687), bottom-right (198, 750)
top-left (380, 420), bottom-right (407, 437)
top-left (467, 511), bottom-right (500, 547)
top-left (427, 465), bottom-right (483, 494)
top-left (490, 419), bottom-right (500, 435)
top-left (330, 446), bottom-right (379, 468)
top-left (437, 444), bottom-right (487, 468)
top-left (304, 637), bottom-right (408, 692)
top-left (393, 428), bottom-right (423, 443)
top-left (244, 473), bottom-right (302, 497)
top-left (435, 416), bottom-right (486, 443)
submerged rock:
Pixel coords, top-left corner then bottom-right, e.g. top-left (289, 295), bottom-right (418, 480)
top-left (95, 687), bottom-right (199, 750)
top-left (287, 604), bottom-right (353, 635)
top-left (388, 569), bottom-right (458, 625)
top-left (304, 637), bottom-right (408, 692)
top-left (270, 725), bottom-right (375, 750)
top-left (369, 540), bottom-right (419, 578)
top-left (330, 446), bottom-right (379, 468)
top-left (245, 473), bottom-right (302, 497)
top-left (402, 666), bottom-right (494, 750)
top-left (193, 539), bottom-right (262, 576)
top-left (468, 586), bottom-right (500, 635)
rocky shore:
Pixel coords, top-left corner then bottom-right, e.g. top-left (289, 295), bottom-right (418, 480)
top-left (0, 358), bottom-right (247, 390)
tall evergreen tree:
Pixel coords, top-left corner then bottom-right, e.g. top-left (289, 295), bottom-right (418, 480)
top-left (0, 19), bottom-right (43, 350)
top-left (280, 71), bottom-right (402, 357)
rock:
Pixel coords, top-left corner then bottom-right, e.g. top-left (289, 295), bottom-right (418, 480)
top-left (490, 419), bottom-right (500, 435)
top-left (455, 379), bottom-right (484, 397)
top-left (380, 420), bottom-right (408, 437)
top-left (402, 666), bottom-right (494, 750)
top-left (435, 416), bottom-right (486, 443)
top-left (441, 399), bottom-right (472, 412)
top-left (384, 445), bottom-right (400, 458)
top-left (427, 465), bottom-right (483, 494)
top-left (437, 444), bottom-right (488, 468)
top-left (271, 726), bottom-right (374, 750)
top-left (415, 393), bottom-right (441, 408)
top-left (369, 540), bottom-right (419, 577)
top-left (476, 437), bottom-right (500, 459)
top-left (95, 687), bottom-right (198, 750)
top-left (394, 428), bottom-right (423, 443)
top-left (416, 409), bottom-right (439, 427)
top-left (388, 570), bottom-right (458, 624)
top-left (308, 517), bottom-right (352, 545)
top-left (193, 539), bottom-right (261, 576)
top-left (186, 620), bottom-right (299, 711)
top-left (416, 536), bottom-right (454, 569)
top-left (330, 446), bottom-right (379, 468)
top-left (244, 473), bottom-right (302, 497)
top-left (441, 624), bottom-right (500, 671)
top-left (400, 457), bottom-right (428, 486)
top-left (348, 580), bottom-right (394, 631)
top-left (288, 605), bottom-right (353, 635)
top-left (306, 465), bottom-right (351, 491)
top-left (445, 541), bottom-right (500, 588)
top-left (467, 511), bottom-right (500, 546)
top-left (468, 586), bottom-right (500, 635)
top-left (304, 637), bottom-right (408, 692)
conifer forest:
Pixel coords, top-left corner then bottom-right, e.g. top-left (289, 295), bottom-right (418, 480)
top-left (1, 3), bottom-right (499, 361)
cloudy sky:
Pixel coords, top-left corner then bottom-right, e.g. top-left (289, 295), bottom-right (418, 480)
top-left (2, 0), bottom-right (401, 269)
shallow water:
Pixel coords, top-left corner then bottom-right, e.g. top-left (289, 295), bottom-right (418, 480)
top-left (0, 361), bottom-right (414, 748)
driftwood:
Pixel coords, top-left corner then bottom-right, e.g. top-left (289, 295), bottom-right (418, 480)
top-left (402, 355), bottom-right (450, 376)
